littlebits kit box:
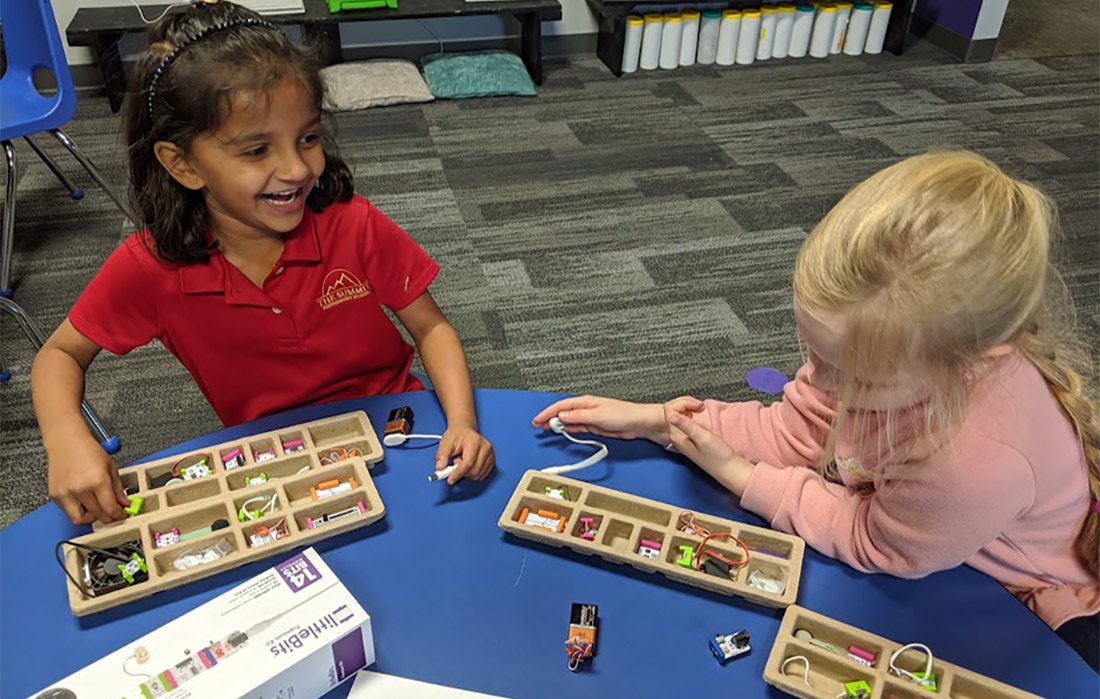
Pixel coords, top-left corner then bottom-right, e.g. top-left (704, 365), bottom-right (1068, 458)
top-left (31, 547), bottom-right (374, 699)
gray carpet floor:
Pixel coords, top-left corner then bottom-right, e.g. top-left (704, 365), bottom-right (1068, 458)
top-left (1, 38), bottom-right (1097, 528)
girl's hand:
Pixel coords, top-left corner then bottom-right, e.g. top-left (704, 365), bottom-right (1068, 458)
top-left (532, 396), bottom-right (666, 443)
top-left (46, 434), bottom-right (130, 524)
top-left (435, 426), bottom-right (495, 485)
top-left (659, 395), bottom-right (706, 445)
top-left (666, 412), bottom-right (755, 497)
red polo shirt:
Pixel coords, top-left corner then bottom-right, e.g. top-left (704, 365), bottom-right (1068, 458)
top-left (69, 196), bottom-right (438, 426)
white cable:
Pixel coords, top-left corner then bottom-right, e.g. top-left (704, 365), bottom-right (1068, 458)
top-left (128, 0), bottom-right (188, 24)
top-left (383, 432), bottom-right (443, 447)
top-left (780, 655), bottom-right (811, 686)
top-left (539, 417), bottom-right (609, 475)
top-left (889, 643), bottom-right (935, 688)
top-left (240, 493), bottom-right (277, 520)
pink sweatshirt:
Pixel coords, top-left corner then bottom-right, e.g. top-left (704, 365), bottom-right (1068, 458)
top-left (694, 353), bottom-right (1099, 629)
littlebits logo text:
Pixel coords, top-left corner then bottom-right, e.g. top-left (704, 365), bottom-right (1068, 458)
top-left (269, 605), bottom-right (356, 657)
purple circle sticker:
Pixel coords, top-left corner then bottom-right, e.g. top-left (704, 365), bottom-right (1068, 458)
top-left (746, 367), bottom-right (789, 394)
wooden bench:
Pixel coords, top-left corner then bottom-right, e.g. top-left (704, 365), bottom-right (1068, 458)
top-left (66, 0), bottom-right (562, 112)
top-left (585, 0), bottom-right (915, 77)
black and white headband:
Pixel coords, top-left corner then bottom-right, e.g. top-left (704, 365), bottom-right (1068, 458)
top-left (146, 14), bottom-right (279, 118)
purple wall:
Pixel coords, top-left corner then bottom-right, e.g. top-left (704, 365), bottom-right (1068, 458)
top-left (914, 0), bottom-right (982, 37)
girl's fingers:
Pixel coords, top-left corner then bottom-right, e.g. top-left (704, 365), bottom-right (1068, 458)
top-left (531, 397), bottom-right (600, 427)
top-left (111, 468), bottom-right (130, 508)
top-left (56, 494), bottom-right (94, 525)
top-left (77, 492), bottom-right (107, 525)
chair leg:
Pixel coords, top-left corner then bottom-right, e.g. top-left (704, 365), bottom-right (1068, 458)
top-left (0, 297), bottom-right (121, 455)
top-left (50, 129), bottom-right (136, 225)
top-left (1, 141), bottom-right (15, 298)
top-left (24, 136), bottom-right (84, 201)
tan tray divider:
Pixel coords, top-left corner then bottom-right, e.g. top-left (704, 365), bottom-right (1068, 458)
top-left (62, 411), bottom-right (385, 616)
top-left (498, 470), bottom-right (805, 608)
top-left (763, 605), bottom-right (1043, 699)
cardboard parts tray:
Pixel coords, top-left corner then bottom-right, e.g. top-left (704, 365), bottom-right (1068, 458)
top-left (498, 470), bottom-right (805, 607)
top-left (764, 605), bottom-right (1043, 699)
top-left (59, 411), bottom-right (385, 616)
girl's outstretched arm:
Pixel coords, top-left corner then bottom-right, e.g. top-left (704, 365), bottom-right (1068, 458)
top-left (688, 363), bottom-right (836, 469)
top-left (396, 292), bottom-right (495, 485)
top-left (32, 320), bottom-right (130, 524)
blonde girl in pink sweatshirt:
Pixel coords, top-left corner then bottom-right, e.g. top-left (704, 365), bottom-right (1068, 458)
top-left (533, 152), bottom-right (1100, 670)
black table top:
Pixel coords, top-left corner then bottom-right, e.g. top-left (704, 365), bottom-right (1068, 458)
top-left (68, 0), bottom-right (561, 41)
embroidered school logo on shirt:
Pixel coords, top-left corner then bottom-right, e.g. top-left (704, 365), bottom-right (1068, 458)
top-left (316, 268), bottom-right (371, 310)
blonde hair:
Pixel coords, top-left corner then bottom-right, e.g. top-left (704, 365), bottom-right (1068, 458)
top-left (792, 150), bottom-right (1100, 576)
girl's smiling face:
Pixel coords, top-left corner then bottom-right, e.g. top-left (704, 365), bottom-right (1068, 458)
top-left (159, 77), bottom-right (325, 240)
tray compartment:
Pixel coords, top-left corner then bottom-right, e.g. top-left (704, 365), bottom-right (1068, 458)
top-left (785, 610), bottom-right (885, 669)
top-left (739, 528), bottom-right (797, 559)
top-left (278, 430), bottom-right (309, 455)
top-left (525, 475), bottom-right (584, 503)
top-left (599, 519), bottom-right (635, 553)
top-left (665, 534), bottom-right (747, 576)
top-left (145, 452), bottom-right (215, 489)
top-left (743, 557), bottom-right (790, 597)
top-left (227, 455), bottom-right (313, 490)
top-left (250, 437), bottom-right (278, 464)
top-left (242, 515), bottom-right (294, 549)
top-left (148, 503), bottom-right (234, 549)
top-left (632, 526), bottom-right (668, 561)
top-left (317, 439), bottom-right (374, 466)
top-left (309, 416), bottom-right (367, 449)
top-left (163, 478), bottom-right (223, 507)
top-left (569, 511), bottom-right (604, 542)
top-left (583, 489), bottom-right (671, 526)
top-left (219, 445), bottom-right (248, 470)
top-left (283, 463), bottom-right (360, 505)
top-left (152, 532), bottom-right (239, 576)
top-left (61, 527), bottom-right (151, 600)
top-left (232, 488), bottom-right (283, 522)
top-left (508, 496), bottom-right (575, 535)
top-left (293, 491), bottom-right (375, 532)
top-left (773, 644), bottom-right (877, 698)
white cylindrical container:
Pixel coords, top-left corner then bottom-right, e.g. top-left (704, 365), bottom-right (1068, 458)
top-left (810, 4), bottom-right (837, 58)
top-left (659, 13), bottom-right (683, 69)
top-left (736, 9), bottom-right (761, 65)
top-left (639, 13), bottom-right (663, 70)
top-left (864, 1), bottom-right (892, 54)
top-left (789, 4), bottom-right (815, 58)
top-left (680, 10), bottom-right (701, 66)
top-left (621, 15), bottom-right (644, 73)
top-left (830, 1), bottom-right (852, 54)
top-left (716, 9), bottom-right (742, 66)
top-left (697, 10), bottom-right (723, 65)
top-left (756, 6), bottom-right (778, 60)
top-left (772, 5), bottom-right (795, 59)
top-left (843, 2), bottom-right (872, 55)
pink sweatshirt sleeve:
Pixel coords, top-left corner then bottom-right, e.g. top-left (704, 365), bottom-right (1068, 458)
top-left (740, 436), bottom-right (1037, 577)
top-left (692, 363), bottom-right (835, 469)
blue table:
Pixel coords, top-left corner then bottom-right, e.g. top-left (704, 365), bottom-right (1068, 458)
top-left (2, 389), bottom-right (1094, 698)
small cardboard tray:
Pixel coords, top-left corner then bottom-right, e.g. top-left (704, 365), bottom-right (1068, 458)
top-left (497, 470), bottom-right (805, 607)
top-left (763, 605), bottom-right (1043, 699)
top-left (59, 411), bottom-right (386, 616)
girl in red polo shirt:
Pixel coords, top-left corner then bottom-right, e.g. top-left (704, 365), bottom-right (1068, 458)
top-left (32, 1), bottom-right (494, 525)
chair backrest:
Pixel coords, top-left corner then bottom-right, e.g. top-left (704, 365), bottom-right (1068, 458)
top-left (0, 0), bottom-right (77, 141)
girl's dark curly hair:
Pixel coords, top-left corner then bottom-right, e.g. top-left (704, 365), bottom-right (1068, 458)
top-left (124, 1), bottom-right (353, 264)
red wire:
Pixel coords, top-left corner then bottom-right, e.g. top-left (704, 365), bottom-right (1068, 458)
top-left (693, 532), bottom-right (751, 570)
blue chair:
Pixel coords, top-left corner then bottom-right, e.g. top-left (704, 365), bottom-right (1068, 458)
top-left (0, 0), bottom-right (125, 454)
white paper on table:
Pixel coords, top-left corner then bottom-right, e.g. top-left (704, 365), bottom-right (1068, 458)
top-left (350, 670), bottom-right (514, 698)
